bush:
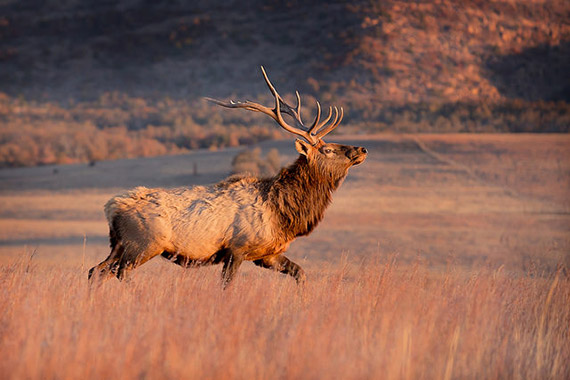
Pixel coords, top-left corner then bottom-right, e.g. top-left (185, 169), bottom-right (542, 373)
top-left (231, 147), bottom-right (281, 177)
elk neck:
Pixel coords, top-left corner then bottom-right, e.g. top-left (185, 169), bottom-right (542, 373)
top-left (264, 155), bottom-right (346, 240)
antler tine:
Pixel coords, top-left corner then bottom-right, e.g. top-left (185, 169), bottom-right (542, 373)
top-left (292, 91), bottom-right (303, 124)
top-left (315, 107), bottom-right (343, 140)
top-left (205, 97), bottom-right (273, 116)
top-left (309, 104), bottom-right (334, 136)
top-left (260, 66), bottom-right (304, 127)
top-left (208, 67), bottom-right (318, 145)
top-left (262, 67), bottom-right (317, 144)
top-left (318, 106), bottom-right (338, 138)
top-left (277, 91), bottom-right (304, 126)
top-left (208, 67), bottom-right (345, 145)
top-left (307, 101), bottom-right (322, 135)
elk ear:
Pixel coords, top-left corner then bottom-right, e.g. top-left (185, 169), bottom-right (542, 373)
top-left (295, 139), bottom-right (312, 157)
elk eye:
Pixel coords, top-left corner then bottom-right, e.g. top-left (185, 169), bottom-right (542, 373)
top-left (323, 148), bottom-right (333, 154)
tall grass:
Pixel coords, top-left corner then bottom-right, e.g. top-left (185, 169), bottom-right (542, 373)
top-left (1, 256), bottom-right (568, 379)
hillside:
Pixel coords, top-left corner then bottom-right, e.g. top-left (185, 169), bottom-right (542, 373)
top-left (1, 0), bottom-right (569, 167)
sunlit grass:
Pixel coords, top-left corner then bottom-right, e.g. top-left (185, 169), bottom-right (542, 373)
top-left (1, 256), bottom-right (568, 379)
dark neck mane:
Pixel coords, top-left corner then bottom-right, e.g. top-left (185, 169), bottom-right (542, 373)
top-left (265, 155), bottom-right (345, 240)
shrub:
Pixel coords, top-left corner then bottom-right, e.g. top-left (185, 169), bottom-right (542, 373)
top-left (231, 147), bottom-right (281, 176)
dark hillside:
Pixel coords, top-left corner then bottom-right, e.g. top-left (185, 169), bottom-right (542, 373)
top-left (0, 0), bottom-right (569, 167)
top-left (2, 0), bottom-right (568, 103)
top-left (0, 0), bottom-right (361, 99)
top-left (487, 41), bottom-right (570, 102)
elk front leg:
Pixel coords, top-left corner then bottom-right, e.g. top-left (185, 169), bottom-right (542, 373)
top-left (221, 252), bottom-right (244, 288)
top-left (254, 255), bottom-right (306, 285)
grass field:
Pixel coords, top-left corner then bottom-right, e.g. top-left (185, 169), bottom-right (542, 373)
top-left (0, 134), bottom-right (569, 379)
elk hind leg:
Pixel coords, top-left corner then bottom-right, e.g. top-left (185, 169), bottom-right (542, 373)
top-left (115, 244), bottom-right (164, 281)
top-left (254, 255), bottom-right (306, 285)
top-left (221, 250), bottom-right (244, 288)
top-left (88, 243), bottom-right (124, 282)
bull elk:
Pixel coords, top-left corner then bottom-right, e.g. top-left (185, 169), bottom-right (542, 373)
top-left (88, 67), bottom-right (367, 286)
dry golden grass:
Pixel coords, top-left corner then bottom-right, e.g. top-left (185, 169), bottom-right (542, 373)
top-left (1, 134), bottom-right (568, 379)
top-left (0, 256), bottom-right (568, 380)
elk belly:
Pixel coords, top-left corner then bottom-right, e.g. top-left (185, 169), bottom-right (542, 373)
top-left (168, 197), bottom-right (238, 260)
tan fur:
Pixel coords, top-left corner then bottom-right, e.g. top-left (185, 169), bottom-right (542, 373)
top-left (89, 68), bottom-right (367, 286)
top-left (106, 178), bottom-right (284, 263)
top-left (89, 141), bottom-right (367, 286)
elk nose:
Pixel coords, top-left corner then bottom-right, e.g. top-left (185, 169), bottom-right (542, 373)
top-left (361, 147), bottom-right (367, 154)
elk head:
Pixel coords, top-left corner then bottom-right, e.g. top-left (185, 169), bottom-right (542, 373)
top-left (206, 66), bottom-right (367, 178)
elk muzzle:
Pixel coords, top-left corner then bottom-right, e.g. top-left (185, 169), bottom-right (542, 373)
top-left (347, 146), bottom-right (367, 165)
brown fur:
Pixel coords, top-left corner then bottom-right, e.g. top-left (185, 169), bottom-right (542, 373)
top-left (88, 139), bottom-right (366, 286)
top-left (88, 68), bottom-right (369, 286)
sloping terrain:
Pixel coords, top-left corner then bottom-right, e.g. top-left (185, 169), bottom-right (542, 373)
top-left (0, 0), bottom-right (569, 168)
top-left (0, 0), bottom-right (361, 99)
top-left (1, 0), bottom-right (568, 102)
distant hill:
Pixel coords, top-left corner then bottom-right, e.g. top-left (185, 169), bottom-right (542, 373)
top-left (0, 0), bottom-right (569, 167)
top-left (2, 0), bottom-right (568, 102)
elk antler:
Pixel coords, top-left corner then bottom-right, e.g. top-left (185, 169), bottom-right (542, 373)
top-left (206, 66), bottom-right (343, 146)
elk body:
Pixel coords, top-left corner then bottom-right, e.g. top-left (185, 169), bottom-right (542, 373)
top-left (88, 67), bottom-right (367, 286)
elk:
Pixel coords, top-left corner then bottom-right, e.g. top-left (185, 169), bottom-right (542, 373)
top-left (88, 67), bottom-right (367, 286)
